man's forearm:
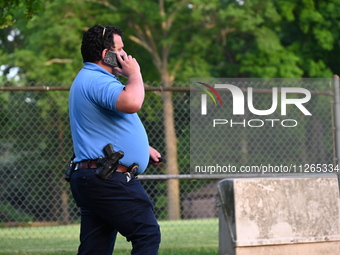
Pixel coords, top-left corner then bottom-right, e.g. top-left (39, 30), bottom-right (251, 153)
top-left (116, 72), bottom-right (145, 113)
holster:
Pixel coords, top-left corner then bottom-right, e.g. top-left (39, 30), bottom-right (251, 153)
top-left (64, 153), bottom-right (76, 182)
top-left (95, 144), bottom-right (124, 180)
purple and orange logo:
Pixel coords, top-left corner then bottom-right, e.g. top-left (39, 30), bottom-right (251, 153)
top-left (196, 82), bottom-right (223, 115)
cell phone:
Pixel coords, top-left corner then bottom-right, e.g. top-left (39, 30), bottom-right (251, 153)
top-left (103, 50), bottom-right (122, 68)
top-left (149, 156), bottom-right (164, 165)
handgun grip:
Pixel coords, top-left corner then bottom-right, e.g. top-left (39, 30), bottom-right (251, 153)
top-left (104, 144), bottom-right (115, 157)
top-left (104, 144), bottom-right (124, 160)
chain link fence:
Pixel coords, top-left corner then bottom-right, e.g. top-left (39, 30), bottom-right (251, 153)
top-left (190, 79), bottom-right (337, 174)
top-left (0, 80), bottom-right (338, 252)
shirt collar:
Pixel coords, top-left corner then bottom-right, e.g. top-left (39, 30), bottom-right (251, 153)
top-left (83, 62), bottom-right (120, 81)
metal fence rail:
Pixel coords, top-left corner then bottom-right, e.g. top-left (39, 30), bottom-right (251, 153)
top-left (0, 80), bottom-right (337, 252)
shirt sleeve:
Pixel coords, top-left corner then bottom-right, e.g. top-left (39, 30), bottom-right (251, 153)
top-left (89, 76), bottom-right (125, 112)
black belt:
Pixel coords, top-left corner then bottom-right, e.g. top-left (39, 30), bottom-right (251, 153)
top-left (76, 160), bottom-right (129, 173)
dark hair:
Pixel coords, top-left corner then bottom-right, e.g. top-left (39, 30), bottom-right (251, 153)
top-left (81, 25), bottom-right (123, 63)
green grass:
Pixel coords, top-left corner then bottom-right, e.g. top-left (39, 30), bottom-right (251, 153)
top-left (0, 218), bottom-right (218, 255)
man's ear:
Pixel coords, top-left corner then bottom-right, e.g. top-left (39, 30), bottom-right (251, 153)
top-left (102, 49), bottom-right (108, 60)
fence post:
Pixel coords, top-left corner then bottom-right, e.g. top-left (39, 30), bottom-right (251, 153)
top-left (333, 75), bottom-right (340, 184)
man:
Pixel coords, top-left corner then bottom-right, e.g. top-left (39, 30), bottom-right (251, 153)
top-left (68, 25), bottom-right (161, 255)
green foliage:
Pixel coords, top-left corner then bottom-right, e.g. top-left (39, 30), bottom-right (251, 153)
top-left (0, 202), bottom-right (33, 223)
top-left (239, 50), bottom-right (303, 78)
top-left (0, 0), bottom-right (42, 28)
top-left (2, 0), bottom-right (340, 83)
top-left (0, 0), bottom-right (339, 229)
top-left (0, 90), bottom-right (73, 223)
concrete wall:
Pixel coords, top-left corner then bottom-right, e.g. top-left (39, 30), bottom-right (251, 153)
top-left (218, 174), bottom-right (340, 255)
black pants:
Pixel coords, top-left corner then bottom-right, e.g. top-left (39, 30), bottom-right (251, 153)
top-left (70, 169), bottom-right (161, 255)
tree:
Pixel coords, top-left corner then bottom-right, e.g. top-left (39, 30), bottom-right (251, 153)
top-left (0, 0), bottom-right (42, 28)
top-left (4, 0), bottom-right (220, 221)
top-left (0, 0), bottom-right (93, 223)
top-left (102, 0), bottom-right (220, 220)
top-left (3, 0), bottom-right (340, 222)
top-left (207, 0), bottom-right (340, 78)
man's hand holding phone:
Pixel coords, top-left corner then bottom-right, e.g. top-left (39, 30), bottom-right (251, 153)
top-left (114, 51), bottom-right (144, 113)
top-left (115, 52), bottom-right (141, 78)
top-left (103, 50), bottom-right (141, 78)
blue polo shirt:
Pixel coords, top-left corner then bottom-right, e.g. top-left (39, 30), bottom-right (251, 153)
top-left (69, 62), bottom-right (149, 174)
